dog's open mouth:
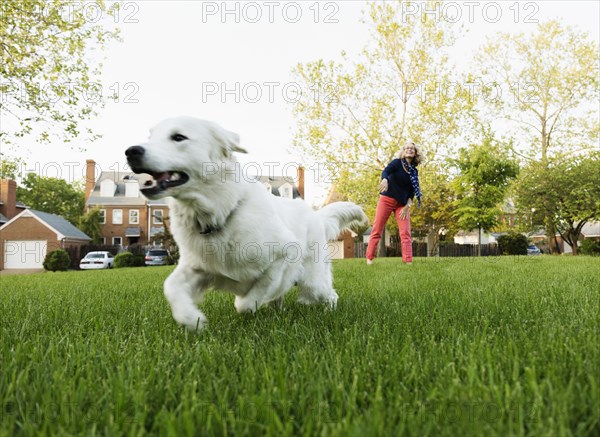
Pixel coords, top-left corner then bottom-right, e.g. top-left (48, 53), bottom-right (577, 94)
top-left (137, 170), bottom-right (190, 195)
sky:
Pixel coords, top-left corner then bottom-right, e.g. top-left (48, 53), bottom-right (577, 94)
top-left (6, 0), bottom-right (600, 205)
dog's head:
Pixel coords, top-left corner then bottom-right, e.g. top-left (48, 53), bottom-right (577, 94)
top-left (125, 117), bottom-right (247, 199)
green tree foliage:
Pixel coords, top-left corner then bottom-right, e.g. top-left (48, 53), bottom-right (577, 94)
top-left (452, 137), bottom-right (519, 234)
top-left (291, 1), bottom-right (474, 217)
top-left (78, 207), bottom-right (103, 244)
top-left (17, 174), bottom-right (85, 224)
top-left (477, 20), bottom-right (599, 164)
top-left (43, 249), bottom-right (71, 271)
top-left (0, 155), bottom-right (24, 179)
top-left (514, 153), bottom-right (600, 255)
top-left (410, 164), bottom-right (456, 254)
top-left (1, 0), bottom-right (120, 148)
top-left (477, 20), bottom-right (599, 250)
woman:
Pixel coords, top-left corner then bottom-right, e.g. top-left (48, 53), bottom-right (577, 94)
top-left (366, 141), bottom-right (422, 265)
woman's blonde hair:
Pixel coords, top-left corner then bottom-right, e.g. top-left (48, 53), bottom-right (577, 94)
top-left (398, 141), bottom-right (422, 166)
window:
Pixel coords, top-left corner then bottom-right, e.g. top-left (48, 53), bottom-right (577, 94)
top-left (129, 209), bottom-right (139, 224)
top-left (153, 210), bottom-right (163, 224)
top-left (99, 209), bottom-right (106, 224)
top-left (112, 236), bottom-right (122, 245)
top-left (99, 237), bottom-right (106, 245)
top-left (112, 209), bottom-right (123, 225)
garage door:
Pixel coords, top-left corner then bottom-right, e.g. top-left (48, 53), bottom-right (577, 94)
top-left (3, 240), bottom-right (47, 269)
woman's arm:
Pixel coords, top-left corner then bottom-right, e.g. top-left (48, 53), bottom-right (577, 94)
top-left (379, 159), bottom-right (401, 193)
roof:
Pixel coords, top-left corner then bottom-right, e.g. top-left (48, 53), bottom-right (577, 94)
top-left (248, 175), bottom-right (301, 198)
top-left (87, 171), bottom-right (169, 206)
top-left (0, 213), bottom-right (8, 224)
top-left (0, 209), bottom-right (91, 241)
top-left (582, 221), bottom-right (600, 237)
top-left (529, 221), bottom-right (600, 238)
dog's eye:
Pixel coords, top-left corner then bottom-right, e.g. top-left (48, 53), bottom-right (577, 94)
top-left (170, 133), bottom-right (188, 142)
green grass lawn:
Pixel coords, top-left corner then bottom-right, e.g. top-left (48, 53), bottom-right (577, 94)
top-left (1, 256), bottom-right (598, 436)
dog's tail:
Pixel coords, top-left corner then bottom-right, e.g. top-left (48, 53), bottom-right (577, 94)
top-left (317, 201), bottom-right (369, 241)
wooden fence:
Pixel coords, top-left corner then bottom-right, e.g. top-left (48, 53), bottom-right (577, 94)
top-left (354, 241), bottom-right (500, 258)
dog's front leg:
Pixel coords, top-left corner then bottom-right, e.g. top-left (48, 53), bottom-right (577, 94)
top-left (164, 264), bottom-right (208, 331)
top-left (234, 261), bottom-right (294, 314)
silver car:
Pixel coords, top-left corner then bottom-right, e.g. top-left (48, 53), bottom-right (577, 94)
top-left (145, 249), bottom-right (170, 266)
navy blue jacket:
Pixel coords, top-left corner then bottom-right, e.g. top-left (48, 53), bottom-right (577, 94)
top-left (380, 159), bottom-right (417, 206)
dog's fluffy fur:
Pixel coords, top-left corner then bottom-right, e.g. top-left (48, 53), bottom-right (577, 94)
top-left (126, 117), bottom-right (368, 330)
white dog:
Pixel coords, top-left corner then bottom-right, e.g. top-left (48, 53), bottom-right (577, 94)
top-left (126, 117), bottom-right (368, 331)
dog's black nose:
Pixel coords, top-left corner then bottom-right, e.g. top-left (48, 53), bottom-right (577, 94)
top-left (125, 145), bottom-right (145, 159)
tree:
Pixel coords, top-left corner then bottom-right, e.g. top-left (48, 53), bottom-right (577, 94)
top-left (78, 207), bottom-right (103, 244)
top-left (291, 1), bottom-right (474, 234)
top-left (476, 20), bottom-right (599, 164)
top-left (476, 20), bottom-right (599, 248)
top-left (514, 153), bottom-right (600, 256)
top-left (452, 136), bottom-right (519, 254)
top-left (1, 0), bottom-right (120, 148)
top-left (410, 164), bottom-right (456, 255)
top-left (17, 174), bottom-right (85, 224)
top-left (151, 214), bottom-right (179, 264)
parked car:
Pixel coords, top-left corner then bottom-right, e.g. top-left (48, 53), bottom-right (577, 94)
top-left (79, 251), bottom-right (114, 269)
top-left (145, 248), bottom-right (170, 266)
top-left (527, 245), bottom-right (542, 255)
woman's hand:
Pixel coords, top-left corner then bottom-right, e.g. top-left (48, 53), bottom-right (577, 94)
top-left (378, 179), bottom-right (388, 193)
top-left (399, 205), bottom-right (410, 220)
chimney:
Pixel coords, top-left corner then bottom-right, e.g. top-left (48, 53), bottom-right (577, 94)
top-left (297, 165), bottom-right (305, 199)
top-left (85, 159), bottom-right (96, 205)
top-left (0, 179), bottom-right (18, 220)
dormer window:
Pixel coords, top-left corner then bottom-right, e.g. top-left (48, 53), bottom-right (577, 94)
top-left (125, 180), bottom-right (139, 197)
top-left (279, 182), bottom-right (293, 198)
top-left (100, 179), bottom-right (116, 197)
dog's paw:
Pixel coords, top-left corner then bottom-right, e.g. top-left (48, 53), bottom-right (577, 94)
top-left (234, 296), bottom-right (261, 314)
top-left (325, 291), bottom-right (339, 310)
top-left (173, 309), bottom-right (208, 331)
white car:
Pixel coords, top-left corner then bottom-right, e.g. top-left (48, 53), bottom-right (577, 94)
top-left (79, 251), bottom-right (114, 270)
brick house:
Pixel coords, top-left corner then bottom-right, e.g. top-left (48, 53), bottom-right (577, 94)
top-left (1, 178), bottom-right (91, 270)
top-left (0, 209), bottom-right (91, 272)
top-left (84, 160), bottom-right (169, 247)
top-left (84, 160), bottom-right (306, 247)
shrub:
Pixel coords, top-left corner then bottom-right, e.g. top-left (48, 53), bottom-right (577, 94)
top-left (580, 239), bottom-right (600, 256)
top-left (114, 251), bottom-right (135, 268)
top-left (115, 251), bottom-right (146, 268)
top-left (133, 254), bottom-right (146, 266)
top-left (43, 249), bottom-right (71, 272)
top-left (167, 253), bottom-right (179, 265)
top-left (497, 232), bottom-right (528, 255)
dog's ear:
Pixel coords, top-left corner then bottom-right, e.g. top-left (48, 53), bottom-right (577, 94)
top-left (213, 125), bottom-right (248, 157)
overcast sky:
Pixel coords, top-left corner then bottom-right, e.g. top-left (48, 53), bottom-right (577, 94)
top-left (10, 1), bottom-right (600, 205)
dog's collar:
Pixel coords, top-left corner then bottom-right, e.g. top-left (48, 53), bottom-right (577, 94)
top-left (198, 224), bottom-right (220, 235)
top-left (196, 199), bottom-right (243, 235)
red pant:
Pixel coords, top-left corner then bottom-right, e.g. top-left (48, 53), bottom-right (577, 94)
top-left (366, 195), bottom-right (412, 263)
